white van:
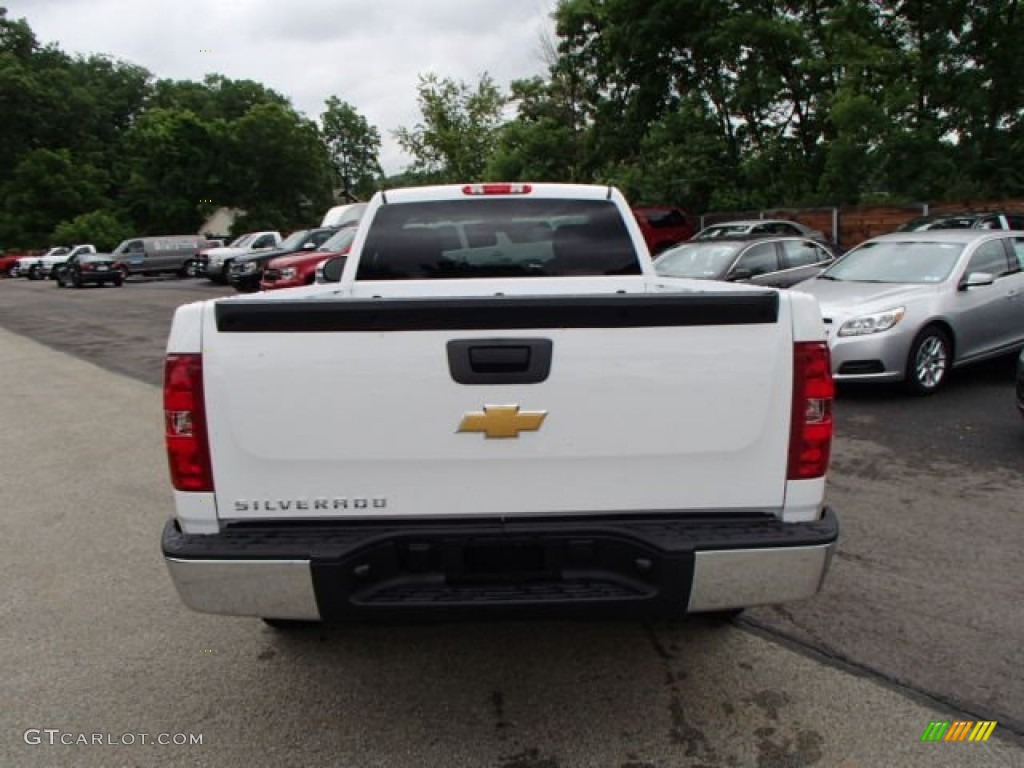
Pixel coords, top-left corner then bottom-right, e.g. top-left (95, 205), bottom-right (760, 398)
top-left (320, 202), bottom-right (368, 228)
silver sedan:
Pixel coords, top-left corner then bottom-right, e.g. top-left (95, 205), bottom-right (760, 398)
top-left (794, 231), bottom-right (1024, 394)
top-left (693, 219), bottom-right (828, 242)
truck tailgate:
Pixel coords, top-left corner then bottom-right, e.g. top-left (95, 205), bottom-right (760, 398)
top-left (203, 293), bottom-right (792, 521)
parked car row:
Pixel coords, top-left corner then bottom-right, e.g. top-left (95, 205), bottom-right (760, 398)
top-left (686, 208), bottom-right (1024, 252)
top-left (653, 222), bottom-right (1024, 395)
top-left (259, 226), bottom-right (358, 290)
top-left (1, 209), bottom-right (366, 293)
top-left (7, 234), bottom-right (219, 282)
top-left (3, 200), bottom-right (1021, 407)
top-left (228, 227), bottom-right (339, 292)
top-left (12, 245), bottom-right (95, 279)
top-left (895, 211), bottom-right (1024, 232)
top-left (198, 204), bottom-right (370, 292)
top-left (200, 231), bottom-right (282, 283)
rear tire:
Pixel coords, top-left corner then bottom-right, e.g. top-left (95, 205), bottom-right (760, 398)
top-left (70, 271), bottom-right (82, 289)
top-left (113, 277), bottom-right (123, 287)
top-left (905, 325), bottom-right (951, 395)
top-left (180, 259), bottom-right (199, 278)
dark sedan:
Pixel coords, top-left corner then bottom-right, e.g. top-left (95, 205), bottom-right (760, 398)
top-left (653, 236), bottom-right (838, 288)
top-left (53, 252), bottom-right (125, 288)
top-left (228, 227), bottom-right (338, 292)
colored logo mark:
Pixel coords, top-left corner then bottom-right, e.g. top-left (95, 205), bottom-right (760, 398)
top-left (920, 721), bottom-right (997, 742)
top-left (457, 405), bottom-right (547, 439)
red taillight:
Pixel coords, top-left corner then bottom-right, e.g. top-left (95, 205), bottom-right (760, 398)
top-left (164, 354), bottom-right (213, 492)
top-left (461, 183), bottom-right (532, 195)
top-left (81, 263), bottom-right (94, 272)
top-left (788, 341), bottom-right (834, 480)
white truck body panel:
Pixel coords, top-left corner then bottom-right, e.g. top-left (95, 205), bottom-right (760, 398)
top-left (201, 304), bottom-right (793, 521)
top-left (178, 186), bottom-right (815, 526)
top-left (162, 183), bottom-right (837, 622)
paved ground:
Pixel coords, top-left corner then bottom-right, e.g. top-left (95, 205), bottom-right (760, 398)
top-left (1, 276), bottom-right (1022, 767)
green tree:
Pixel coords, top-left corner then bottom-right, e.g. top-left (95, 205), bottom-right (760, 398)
top-left (120, 107), bottom-right (223, 233)
top-left (149, 75), bottom-right (291, 121)
top-left (51, 209), bottom-right (132, 251)
top-left (599, 100), bottom-right (741, 211)
top-left (486, 76), bottom-right (584, 183)
top-left (394, 73), bottom-right (506, 182)
top-left (222, 102), bottom-right (334, 230)
top-left (320, 96), bottom-right (382, 201)
top-left (0, 148), bottom-right (111, 245)
top-left (940, 0), bottom-right (1024, 196)
top-left (0, 8), bottom-right (46, 189)
top-left (546, 0), bottom-right (995, 207)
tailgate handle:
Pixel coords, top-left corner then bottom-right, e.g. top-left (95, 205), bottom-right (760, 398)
top-left (470, 345), bottom-right (530, 372)
top-left (447, 339), bottom-right (553, 384)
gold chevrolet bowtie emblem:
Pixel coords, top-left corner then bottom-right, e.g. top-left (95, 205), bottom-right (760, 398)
top-left (458, 405), bottom-right (547, 439)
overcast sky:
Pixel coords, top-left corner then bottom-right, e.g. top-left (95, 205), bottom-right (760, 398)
top-left (5, 0), bottom-right (559, 173)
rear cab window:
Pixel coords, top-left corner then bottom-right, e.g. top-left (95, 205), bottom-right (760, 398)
top-left (356, 199), bottom-right (641, 280)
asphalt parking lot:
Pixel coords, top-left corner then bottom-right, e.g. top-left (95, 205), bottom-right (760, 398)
top-left (1, 275), bottom-right (1022, 767)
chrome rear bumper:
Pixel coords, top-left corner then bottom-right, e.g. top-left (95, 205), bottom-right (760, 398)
top-left (162, 509), bottom-right (838, 621)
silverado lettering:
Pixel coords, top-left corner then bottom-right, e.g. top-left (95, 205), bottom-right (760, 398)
top-left (161, 182), bottom-right (838, 627)
top-left (233, 498), bottom-right (387, 512)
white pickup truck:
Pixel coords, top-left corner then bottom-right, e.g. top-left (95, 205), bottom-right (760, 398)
top-left (17, 244), bottom-right (96, 279)
top-left (200, 231), bottom-right (282, 284)
top-left (162, 183), bottom-right (837, 626)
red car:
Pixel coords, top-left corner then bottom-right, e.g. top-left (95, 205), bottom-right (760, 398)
top-left (1, 251), bottom-right (34, 277)
top-left (259, 227), bottom-right (357, 290)
top-left (632, 206), bottom-right (695, 254)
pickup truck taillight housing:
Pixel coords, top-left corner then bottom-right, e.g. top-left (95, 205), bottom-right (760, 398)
top-left (788, 342), bottom-right (834, 480)
top-left (164, 354), bottom-right (213, 492)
